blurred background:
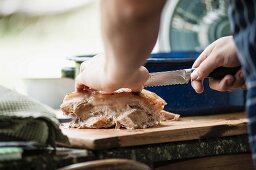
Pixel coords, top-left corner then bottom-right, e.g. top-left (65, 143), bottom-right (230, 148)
top-left (0, 0), bottom-right (101, 84)
top-left (0, 0), bottom-right (231, 109)
top-left (0, 0), bottom-right (103, 108)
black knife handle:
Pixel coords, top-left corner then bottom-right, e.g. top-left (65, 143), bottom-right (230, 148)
top-left (207, 66), bottom-right (241, 80)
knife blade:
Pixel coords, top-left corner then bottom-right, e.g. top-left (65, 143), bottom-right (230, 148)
top-left (144, 66), bottom-right (241, 87)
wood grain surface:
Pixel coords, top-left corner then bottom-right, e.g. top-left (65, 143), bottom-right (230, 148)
top-left (60, 112), bottom-right (248, 150)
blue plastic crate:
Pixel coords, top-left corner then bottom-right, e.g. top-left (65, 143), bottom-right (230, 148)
top-left (145, 52), bottom-right (245, 115)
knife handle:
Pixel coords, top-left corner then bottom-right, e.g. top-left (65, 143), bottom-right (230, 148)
top-left (207, 66), bottom-right (241, 80)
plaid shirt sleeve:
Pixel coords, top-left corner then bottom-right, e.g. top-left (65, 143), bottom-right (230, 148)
top-left (229, 0), bottom-right (256, 167)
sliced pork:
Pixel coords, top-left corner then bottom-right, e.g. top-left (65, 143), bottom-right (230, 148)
top-left (60, 89), bottom-right (179, 129)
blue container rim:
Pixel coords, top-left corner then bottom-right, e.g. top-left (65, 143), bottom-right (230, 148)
top-left (68, 51), bottom-right (201, 63)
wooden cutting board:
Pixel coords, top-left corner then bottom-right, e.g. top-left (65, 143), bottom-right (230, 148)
top-left (60, 112), bottom-right (248, 150)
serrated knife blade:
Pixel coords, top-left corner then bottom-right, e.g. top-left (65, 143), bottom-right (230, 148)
top-left (145, 68), bottom-right (195, 87)
top-left (144, 66), bottom-right (241, 87)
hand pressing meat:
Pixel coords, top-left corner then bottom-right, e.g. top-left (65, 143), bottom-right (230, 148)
top-left (60, 89), bottom-right (179, 129)
top-left (75, 1), bottom-right (166, 93)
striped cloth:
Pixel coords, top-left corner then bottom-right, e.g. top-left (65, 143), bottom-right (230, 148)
top-left (229, 0), bottom-right (256, 167)
top-left (0, 86), bottom-right (69, 147)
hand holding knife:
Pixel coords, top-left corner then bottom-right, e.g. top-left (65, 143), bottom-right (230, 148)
top-left (145, 66), bottom-right (241, 87)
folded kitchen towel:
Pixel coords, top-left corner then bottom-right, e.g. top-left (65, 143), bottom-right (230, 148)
top-left (0, 86), bottom-right (69, 147)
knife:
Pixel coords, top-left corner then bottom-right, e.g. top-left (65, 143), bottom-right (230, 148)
top-left (145, 66), bottom-right (241, 87)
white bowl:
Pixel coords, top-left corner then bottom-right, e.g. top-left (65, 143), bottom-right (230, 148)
top-left (16, 78), bottom-right (75, 109)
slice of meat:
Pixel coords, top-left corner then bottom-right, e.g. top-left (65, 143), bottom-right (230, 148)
top-left (160, 110), bottom-right (180, 121)
top-left (60, 89), bottom-right (179, 129)
top-left (115, 108), bottom-right (159, 129)
top-left (71, 116), bottom-right (114, 129)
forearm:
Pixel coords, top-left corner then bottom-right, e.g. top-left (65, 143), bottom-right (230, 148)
top-left (101, 0), bottom-right (166, 84)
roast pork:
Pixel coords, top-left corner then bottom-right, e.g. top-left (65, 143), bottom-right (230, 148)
top-left (60, 89), bottom-right (179, 129)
